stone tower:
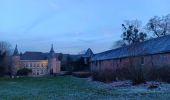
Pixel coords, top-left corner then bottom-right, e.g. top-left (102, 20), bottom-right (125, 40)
top-left (48, 44), bottom-right (61, 75)
top-left (12, 45), bottom-right (20, 75)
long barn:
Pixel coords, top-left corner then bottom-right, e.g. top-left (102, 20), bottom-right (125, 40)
top-left (90, 35), bottom-right (170, 79)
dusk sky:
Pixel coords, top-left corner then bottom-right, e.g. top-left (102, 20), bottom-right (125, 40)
top-left (1, 0), bottom-right (170, 54)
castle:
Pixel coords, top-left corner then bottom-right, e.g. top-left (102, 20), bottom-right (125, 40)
top-left (11, 45), bottom-right (61, 76)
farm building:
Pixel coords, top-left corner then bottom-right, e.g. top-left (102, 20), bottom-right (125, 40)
top-left (90, 35), bottom-right (170, 79)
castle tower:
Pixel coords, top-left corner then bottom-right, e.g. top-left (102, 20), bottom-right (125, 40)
top-left (48, 44), bottom-right (60, 75)
top-left (12, 45), bottom-right (20, 75)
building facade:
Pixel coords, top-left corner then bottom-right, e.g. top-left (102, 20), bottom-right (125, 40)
top-left (12, 45), bottom-right (61, 76)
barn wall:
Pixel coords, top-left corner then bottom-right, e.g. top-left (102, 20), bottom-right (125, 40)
top-left (91, 53), bottom-right (170, 73)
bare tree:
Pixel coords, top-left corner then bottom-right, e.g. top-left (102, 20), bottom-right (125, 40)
top-left (0, 41), bottom-right (11, 76)
top-left (0, 41), bottom-right (11, 54)
top-left (146, 14), bottom-right (170, 37)
top-left (122, 20), bottom-right (147, 45)
top-left (112, 20), bottom-right (147, 49)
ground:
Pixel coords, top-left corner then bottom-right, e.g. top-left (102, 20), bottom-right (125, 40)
top-left (0, 76), bottom-right (169, 100)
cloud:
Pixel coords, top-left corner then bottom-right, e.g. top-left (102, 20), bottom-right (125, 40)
top-left (21, 1), bottom-right (60, 33)
top-left (23, 11), bottom-right (57, 33)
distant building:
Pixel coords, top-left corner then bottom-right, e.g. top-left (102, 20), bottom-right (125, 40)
top-left (82, 48), bottom-right (94, 65)
top-left (12, 45), bottom-right (61, 76)
top-left (91, 35), bottom-right (170, 77)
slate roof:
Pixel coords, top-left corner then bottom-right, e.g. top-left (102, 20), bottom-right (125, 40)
top-left (83, 48), bottom-right (94, 58)
top-left (20, 52), bottom-right (82, 61)
top-left (20, 52), bottom-right (48, 60)
top-left (91, 35), bottom-right (170, 61)
top-left (69, 54), bottom-right (82, 61)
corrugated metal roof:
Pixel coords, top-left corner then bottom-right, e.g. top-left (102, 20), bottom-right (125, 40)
top-left (91, 35), bottom-right (170, 61)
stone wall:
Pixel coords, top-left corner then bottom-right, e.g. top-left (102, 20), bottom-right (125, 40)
top-left (53, 61), bottom-right (61, 74)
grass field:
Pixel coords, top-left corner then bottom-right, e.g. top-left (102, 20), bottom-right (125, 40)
top-left (0, 76), bottom-right (169, 100)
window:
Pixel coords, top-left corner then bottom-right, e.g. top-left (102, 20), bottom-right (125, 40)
top-left (141, 57), bottom-right (145, 65)
top-left (37, 70), bottom-right (39, 75)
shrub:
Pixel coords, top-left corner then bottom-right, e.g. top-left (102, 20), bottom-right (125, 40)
top-left (92, 69), bottom-right (116, 83)
top-left (0, 65), bottom-right (5, 77)
top-left (72, 57), bottom-right (88, 71)
top-left (115, 64), bottom-right (145, 85)
top-left (127, 64), bottom-right (146, 85)
top-left (148, 83), bottom-right (159, 89)
top-left (0, 51), bottom-right (9, 77)
top-left (115, 67), bottom-right (131, 80)
top-left (145, 66), bottom-right (170, 83)
top-left (17, 68), bottom-right (32, 76)
top-left (56, 71), bottom-right (72, 76)
top-left (72, 72), bottom-right (91, 78)
top-left (144, 66), bottom-right (158, 81)
top-left (157, 66), bottom-right (170, 83)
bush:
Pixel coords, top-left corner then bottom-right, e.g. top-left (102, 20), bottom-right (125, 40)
top-left (145, 66), bottom-right (170, 83)
top-left (148, 83), bottom-right (159, 89)
top-left (0, 51), bottom-right (9, 77)
top-left (72, 72), bottom-right (91, 78)
top-left (72, 57), bottom-right (88, 71)
top-left (92, 69), bottom-right (116, 83)
top-left (56, 71), bottom-right (72, 76)
top-left (116, 67), bottom-right (131, 80)
top-left (17, 68), bottom-right (32, 76)
top-left (127, 64), bottom-right (146, 85)
top-left (157, 66), bottom-right (170, 83)
top-left (0, 65), bottom-right (5, 77)
top-left (116, 65), bottom-right (145, 85)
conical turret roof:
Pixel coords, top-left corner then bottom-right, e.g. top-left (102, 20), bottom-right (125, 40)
top-left (50, 44), bottom-right (55, 53)
top-left (13, 45), bottom-right (19, 56)
top-left (49, 44), bottom-right (56, 58)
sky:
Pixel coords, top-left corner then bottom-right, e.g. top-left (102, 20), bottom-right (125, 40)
top-left (0, 0), bottom-right (170, 54)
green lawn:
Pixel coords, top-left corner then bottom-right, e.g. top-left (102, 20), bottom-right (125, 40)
top-left (0, 76), bottom-right (169, 100)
